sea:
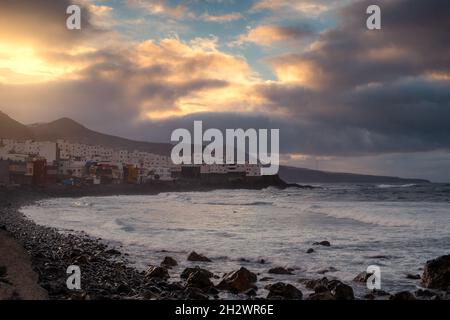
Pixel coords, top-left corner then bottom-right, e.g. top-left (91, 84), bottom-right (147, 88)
top-left (20, 183), bottom-right (450, 298)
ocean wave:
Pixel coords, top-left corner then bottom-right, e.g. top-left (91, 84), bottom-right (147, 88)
top-left (192, 200), bottom-right (274, 206)
top-left (376, 184), bottom-right (417, 189)
top-left (310, 207), bottom-right (421, 227)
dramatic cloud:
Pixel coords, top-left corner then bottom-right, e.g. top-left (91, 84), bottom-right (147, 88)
top-left (252, 0), bottom-right (356, 16)
top-left (127, 0), bottom-right (189, 19)
top-left (0, 0), bottom-right (449, 180)
top-left (200, 12), bottom-right (243, 23)
top-left (236, 25), bottom-right (313, 46)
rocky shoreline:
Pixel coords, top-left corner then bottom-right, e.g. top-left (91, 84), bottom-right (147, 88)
top-left (0, 186), bottom-right (449, 300)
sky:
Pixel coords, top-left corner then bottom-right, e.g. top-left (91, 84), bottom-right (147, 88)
top-left (0, 0), bottom-right (449, 182)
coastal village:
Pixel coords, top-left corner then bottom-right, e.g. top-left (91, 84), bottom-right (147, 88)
top-left (0, 138), bottom-right (262, 187)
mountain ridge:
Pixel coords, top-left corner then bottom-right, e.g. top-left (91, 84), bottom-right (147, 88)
top-left (0, 110), bottom-right (430, 183)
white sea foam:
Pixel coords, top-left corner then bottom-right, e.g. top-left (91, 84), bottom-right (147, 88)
top-left (20, 185), bottom-right (450, 295)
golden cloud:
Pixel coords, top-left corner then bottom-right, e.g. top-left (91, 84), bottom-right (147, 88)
top-left (234, 25), bottom-right (312, 47)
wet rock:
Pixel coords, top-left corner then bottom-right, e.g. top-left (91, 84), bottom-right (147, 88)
top-left (304, 277), bottom-right (329, 290)
top-left (216, 267), bottom-right (257, 293)
top-left (422, 254), bottom-right (450, 290)
top-left (245, 288), bottom-right (257, 296)
top-left (330, 282), bottom-right (354, 300)
top-left (308, 291), bottom-right (336, 300)
top-left (406, 274), bottom-right (421, 280)
top-left (304, 277), bottom-right (354, 300)
top-left (184, 287), bottom-right (209, 300)
top-left (364, 293), bottom-right (375, 300)
top-left (116, 283), bottom-right (131, 294)
top-left (317, 267), bottom-right (338, 275)
top-left (390, 291), bottom-right (416, 300)
top-left (259, 277), bottom-right (273, 282)
top-left (145, 266), bottom-right (169, 280)
top-left (161, 256), bottom-right (178, 268)
top-left (306, 248), bottom-right (314, 254)
top-left (268, 267), bottom-right (293, 275)
top-left (353, 271), bottom-right (371, 282)
top-left (207, 287), bottom-right (219, 295)
top-left (0, 265), bottom-right (7, 278)
top-left (181, 267), bottom-right (213, 280)
top-left (187, 251), bottom-right (212, 262)
top-left (371, 289), bottom-right (390, 297)
top-left (415, 289), bottom-right (436, 298)
top-left (105, 248), bottom-right (121, 256)
top-left (313, 241), bottom-right (331, 247)
top-left (186, 270), bottom-right (213, 290)
top-left (367, 255), bottom-right (390, 259)
top-left (266, 282), bottom-right (303, 300)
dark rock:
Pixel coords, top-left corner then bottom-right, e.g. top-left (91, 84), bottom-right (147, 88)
top-left (184, 287), bottom-right (209, 300)
top-left (259, 277), bottom-right (273, 282)
top-left (313, 241), bottom-right (331, 247)
top-left (145, 266), bottom-right (169, 280)
top-left (308, 291), bottom-right (336, 300)
top-left (306, 248), bottom-right (314, 254)
top-left (390, 291), bottom-right (416, 300)
top-left (181, 267), bottom-right (213, 280)
top-left (216, 267), bottom-right (257, 293)
top-left (353, 271), bottom-right (371, 282)
top-left (268, 267), bottom-right (293, 275)
top-left (415, 289), bottom-right (436, 298)
top-left (160, 256), bottom-right (178, 268)
top-left (245, 288), bottom-right (257, 296)
top-left (331, 282), bottom-right (354, 300)
top-left (207, 287), bottom-right (219, 295)
top-left (186, 270), bottom-right (213, 289)
top-left (304, 277), bottom-right (354, 300)
top-left (406, 274), bottom-right (421, 280)
top-left (0, 265), bottom-right (7, 278)
top-left (422, 254), bottom-right (450, 290)
top-left (105, 249), bottom-right (121, 256)
top-left (364, 293), bottom-right (375, 300)
top-left (304, 277), bottom-right (329, 290)
top-left (116, 283), bottom-right (131, 294)
top-left (266, 282), bottom-right (303, 300)
top-left (317, 267), bottom-right (338, 275)
top-left (367, 255), bottom-right (390, 259)
top-left (371, 289), bottom-right (390, 296)
top-left (187, 251), bottom-right (211, 262)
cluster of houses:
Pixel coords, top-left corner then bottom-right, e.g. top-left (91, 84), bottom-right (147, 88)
top-left (0, 138), bottom-right (261, 187)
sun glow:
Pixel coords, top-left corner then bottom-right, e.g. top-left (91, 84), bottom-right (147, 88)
top-left (0, 44), bottom-right (73, 84)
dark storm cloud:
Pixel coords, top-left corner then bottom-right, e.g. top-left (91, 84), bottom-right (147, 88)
top-left (257, 0), bottom-right (450, 156)
top-left (271, 0), bottom-right (450, 89)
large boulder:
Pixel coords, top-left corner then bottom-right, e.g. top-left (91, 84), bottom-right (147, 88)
top-left (186, 270), bottom-right (213, 290)
top-left (216, 267), bottom-right (257, 293)
top-left (353, 271), bottom-right (371, 283)
top-left (161, 256), bottom-right (178, 268)
top-left (304, 277), bottom-right (329, 290)
top-left (330, 282), bottom-right (355, 300)
top-left (145, 266), bottom-right (169, 280)
top-left (266, 282), bottom-right (303, 300)
top-left (304, 277), bottom-right (354, 300)
top-left (187, 251), bottom-right (212, 262)
top-left (313, 241), bottom-right (331, 247)
top-left (421, 254), bottom-right (450, 290)
top-left (181, 267), bottom-right (214, 280)
top-left (268, 267), bottom-right (293, 275)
